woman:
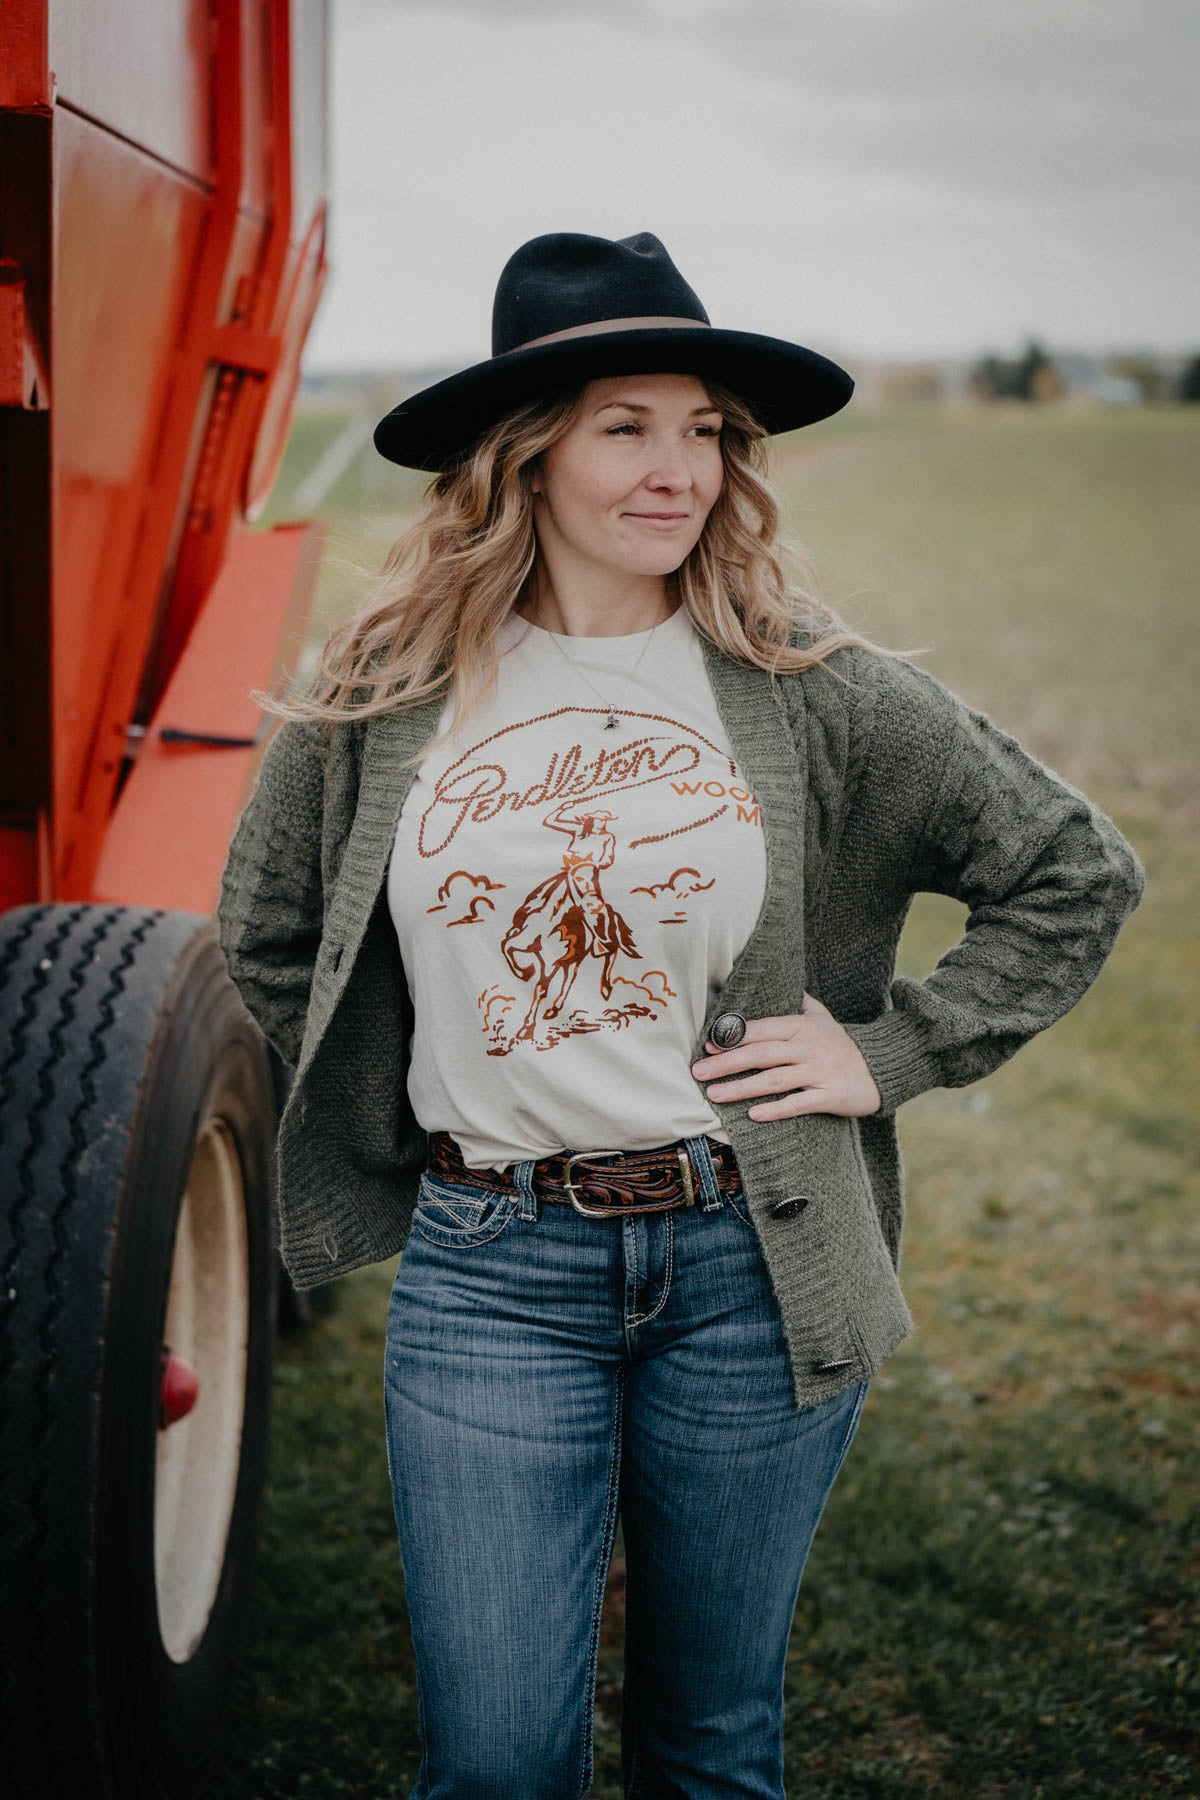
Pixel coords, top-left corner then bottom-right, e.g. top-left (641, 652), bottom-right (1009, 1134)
top-left (216, 231), bottom-right (1145, 1798)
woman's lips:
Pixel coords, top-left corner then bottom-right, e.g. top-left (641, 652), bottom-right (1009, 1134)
top-left (625, 513), bottom-right (688, 530)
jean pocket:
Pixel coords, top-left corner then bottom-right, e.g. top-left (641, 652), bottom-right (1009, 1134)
top-left (412, 1172), bottom-right (521, 1247)
top-left (723, 1183), bottom-right (757, 1228)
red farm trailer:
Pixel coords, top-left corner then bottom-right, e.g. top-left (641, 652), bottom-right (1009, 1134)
top-left (0, 3), bottom-right (330, 1793)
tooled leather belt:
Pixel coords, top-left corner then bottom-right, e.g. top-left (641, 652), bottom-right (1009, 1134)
top-left (425, 1129), bottom-right (743, 1217)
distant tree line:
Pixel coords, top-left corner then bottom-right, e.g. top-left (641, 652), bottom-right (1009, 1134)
top-left (970, 341), bottom-right (1062, 401)
top-left (971, 339), bottom-right (1200, 403)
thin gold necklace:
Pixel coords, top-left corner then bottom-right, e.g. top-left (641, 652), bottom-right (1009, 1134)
top-left (531, 598), bottom-right (671, 730)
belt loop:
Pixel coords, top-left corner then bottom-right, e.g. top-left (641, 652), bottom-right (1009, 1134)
top-left (684, 1135), bottom-right (723, 1212)
top-left (510, 1158), bottom-right (539, 1221)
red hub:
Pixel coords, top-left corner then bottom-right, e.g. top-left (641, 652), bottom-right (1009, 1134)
top-left (158, 1344), bottom-right (200, 1429)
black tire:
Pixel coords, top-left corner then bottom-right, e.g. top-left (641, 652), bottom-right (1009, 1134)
top-left (0, 903), bottom-right (278, 1798)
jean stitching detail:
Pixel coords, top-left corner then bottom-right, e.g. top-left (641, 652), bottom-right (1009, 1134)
top-left (577, 1364), bottom-right (625, 1800)
top-left (411, 1642), bottom-right (432, 1796)
top-left (512, 1156), bottom-right (538, 1220)
top-left (626, 1212), bottom-right (674, 1326)
top-left (421, 1199), bottom-right (486, 1227)
top-left (415, 1175), bottom-right (496, 1231)
top-left (411, 1195), bottom-right (519, 1247)
top-left (835, 1381), bottom-right (870, 1462)
top-left (418, 1172), bottom-right (489, 1206)
top-left (725, 1185), bottom-right (755, 1227)
top-left (688, 1133), bottom-right (723, 1211)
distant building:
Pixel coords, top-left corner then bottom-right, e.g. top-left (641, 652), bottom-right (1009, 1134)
top-left (1091, 374), bottom-right (1143, 406)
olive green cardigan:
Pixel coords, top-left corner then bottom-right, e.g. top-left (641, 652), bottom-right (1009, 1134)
top-left (215, 628), bottom-right (1145, 1409)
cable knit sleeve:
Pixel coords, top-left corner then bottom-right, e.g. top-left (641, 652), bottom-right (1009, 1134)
top-left (839, 651), bottom-right (1147, 1115)
top-left (215, 717), bottom-right (327, 1069)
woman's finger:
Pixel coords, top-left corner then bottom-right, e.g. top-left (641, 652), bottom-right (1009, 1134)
top-left (744, 1087), bottom-right (849, 1116)
top-left (698, 1039), bottom-right (808, 1073)
top-left (703, 1063), bottom-right (816, 1100)
top-left (746, 1087), bottom-right (838, 1119)
top-left (699, 1014), bottom-right (807, 1065)
top-left (705, 1009), bottom-right (807, 1044)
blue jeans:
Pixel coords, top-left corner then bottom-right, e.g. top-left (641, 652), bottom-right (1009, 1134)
top-left (383, 1134), bottom-right (871, 1800)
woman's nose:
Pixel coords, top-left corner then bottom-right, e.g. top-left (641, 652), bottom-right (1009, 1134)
top-left (642, 450), bottom-right (692, 490)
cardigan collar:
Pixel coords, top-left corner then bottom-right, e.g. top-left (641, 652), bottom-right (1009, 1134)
top-left (312, 626), bottom-right (810, 1071)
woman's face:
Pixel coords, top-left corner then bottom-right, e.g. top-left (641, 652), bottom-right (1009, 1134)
top-left (529, 372), bottom-right (725, 581)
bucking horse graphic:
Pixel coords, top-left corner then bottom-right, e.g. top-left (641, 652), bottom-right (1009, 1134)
top-left (499, 800), bottom-right (640, 1045)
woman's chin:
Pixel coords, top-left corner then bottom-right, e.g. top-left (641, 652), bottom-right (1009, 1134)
top-left (609, 545), bottom-right (691, 577)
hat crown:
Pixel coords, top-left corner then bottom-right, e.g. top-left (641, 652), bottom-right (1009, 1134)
top-left (491, 231), bottom-right (711, 359)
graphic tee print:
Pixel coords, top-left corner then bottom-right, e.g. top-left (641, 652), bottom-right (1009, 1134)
top-left (386, 604), bottom-right (767, 1172)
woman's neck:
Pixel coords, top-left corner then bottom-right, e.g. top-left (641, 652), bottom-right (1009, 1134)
top-left (514, 578), bottom-right (680, 639)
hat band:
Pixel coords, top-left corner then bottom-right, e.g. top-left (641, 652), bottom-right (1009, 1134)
top-left (511, 314), bottom-right (711, 352)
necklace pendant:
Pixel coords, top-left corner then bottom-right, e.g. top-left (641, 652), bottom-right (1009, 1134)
top-left (604, 709), bottom-right (619, 730)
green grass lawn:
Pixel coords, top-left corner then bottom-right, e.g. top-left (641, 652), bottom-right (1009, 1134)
top-left (224, 402), bottom-right (1199, 1798)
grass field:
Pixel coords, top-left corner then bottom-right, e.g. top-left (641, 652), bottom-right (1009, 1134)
top-left (224, 402), bottom-right (1198, 1798)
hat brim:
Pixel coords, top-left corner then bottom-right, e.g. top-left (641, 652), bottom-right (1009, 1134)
top-left (372, 327), bottom-right (854, 471)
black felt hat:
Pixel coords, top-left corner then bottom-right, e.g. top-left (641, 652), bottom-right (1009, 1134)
top-left (372, 230), bottom-right (854, 472)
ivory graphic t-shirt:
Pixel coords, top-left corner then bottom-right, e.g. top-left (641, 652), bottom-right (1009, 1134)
top-left (386, 603), bottom-right (768, 1171)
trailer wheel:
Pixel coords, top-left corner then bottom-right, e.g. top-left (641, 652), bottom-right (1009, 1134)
top-left (0, 903), bottom-right (278, 1799)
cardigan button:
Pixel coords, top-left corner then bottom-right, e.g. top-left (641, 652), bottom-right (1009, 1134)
top-left (813, 1358), bottom-right (855, 1373)
top-left (330, 942), bottom-right (343, 971)
top-left (770, 1194), bottom-right (810, 1218)
top-left (322, 1232), bottom-right (339, 1261)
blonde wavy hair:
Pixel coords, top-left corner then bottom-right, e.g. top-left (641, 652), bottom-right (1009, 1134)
top-left (252, 373), bottom-right (924, 771)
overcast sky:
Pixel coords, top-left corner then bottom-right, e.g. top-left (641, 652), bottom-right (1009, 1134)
top-left (304, 0), bottom-right (1198, 374)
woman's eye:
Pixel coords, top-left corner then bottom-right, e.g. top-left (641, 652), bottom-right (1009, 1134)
top-left (606, 423), bottom-right (721, 437)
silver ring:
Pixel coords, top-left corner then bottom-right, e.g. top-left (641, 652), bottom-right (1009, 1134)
top-left (710, 1010), bottom-right (748, 1049)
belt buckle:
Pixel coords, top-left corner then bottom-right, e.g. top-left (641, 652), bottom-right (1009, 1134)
top-left (562, 1146), bottom-right (696, 1216)
top-left (563, 1149), bottom-right (626, 1217)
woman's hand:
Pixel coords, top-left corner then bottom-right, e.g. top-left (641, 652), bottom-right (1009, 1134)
top-left (690, 993), bottom-right (882, 1120)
